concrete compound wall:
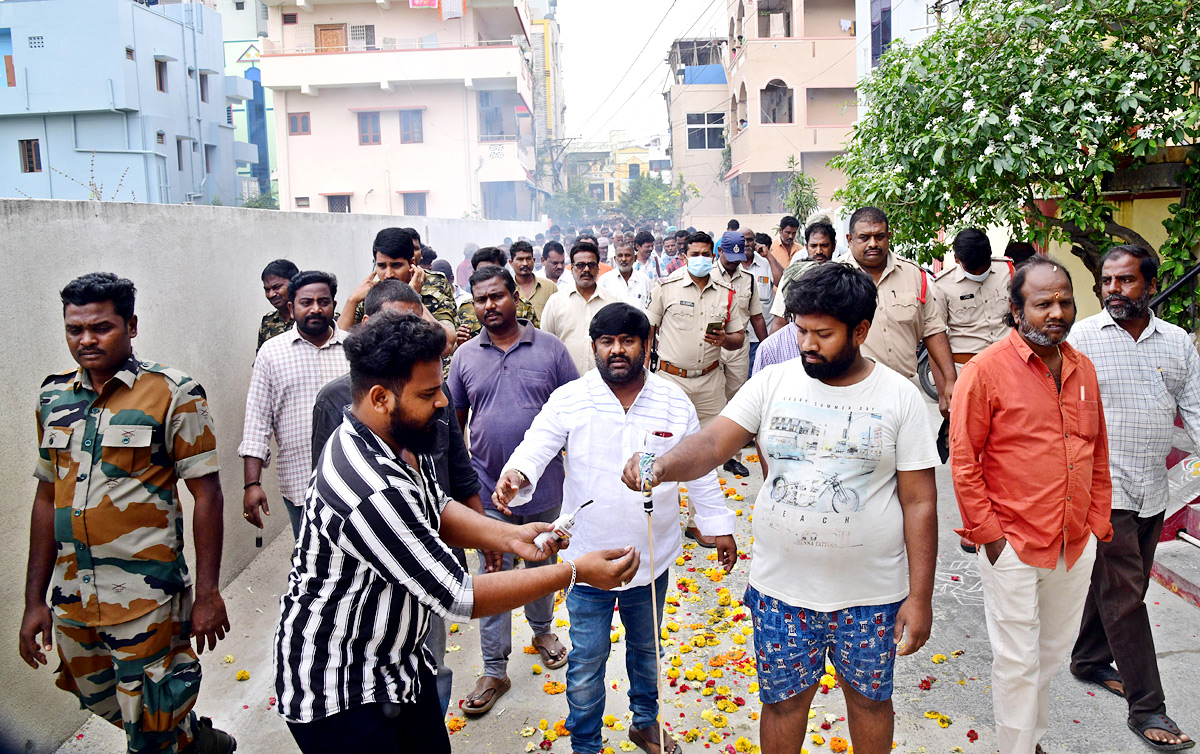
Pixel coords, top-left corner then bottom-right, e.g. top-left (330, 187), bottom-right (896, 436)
top-left (0, 199), bottom-right (544, 753)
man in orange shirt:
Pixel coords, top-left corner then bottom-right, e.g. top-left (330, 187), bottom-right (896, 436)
top-left (950, 257), bottom-right (1113, 754)
top-left (767, 215), bottom-right (801, 285)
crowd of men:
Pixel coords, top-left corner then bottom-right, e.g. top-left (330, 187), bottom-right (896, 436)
top-left (19, 210), bottom-right (1196, 754)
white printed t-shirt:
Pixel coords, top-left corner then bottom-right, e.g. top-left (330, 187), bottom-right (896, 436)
top-left (720, 360), bottom-right (937, 611)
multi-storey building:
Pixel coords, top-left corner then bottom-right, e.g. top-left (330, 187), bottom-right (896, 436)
top-left (0, 0), bottom-right (256, 205)
top-left (214, 0), bottom-right (275, 200)
top-left (564, 133), bottom-right (654, 208)
top-left (664, 37), bottom-right (728, 218)
top-left (722, 0), bottom-right (857, 213)
top-left (529, 0), bottom-right (565, 193)
top-left (258, 0), bottom-right (538, 219)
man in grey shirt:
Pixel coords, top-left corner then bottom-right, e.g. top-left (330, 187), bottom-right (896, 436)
top-left (448, 266), bottom-right (579, 716)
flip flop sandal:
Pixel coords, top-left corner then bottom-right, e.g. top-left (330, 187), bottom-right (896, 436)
top-left (630, 724), bottom-right (681, 754)
top-left (1073, 666), bottom-right (1125, 698)
top-left (1128, 714), bottom-right (1196, 751)
top-left (462, 676), bottom-right (511, 716)
top-left (533, 634), bottom-right (569, 670)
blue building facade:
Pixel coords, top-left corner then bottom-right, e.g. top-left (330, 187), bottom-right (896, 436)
top-left (0, 0), bottom-right (257, 204)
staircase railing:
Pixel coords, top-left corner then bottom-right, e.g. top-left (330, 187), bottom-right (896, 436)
top-left (1151, 260), bottom-right (1200, 333)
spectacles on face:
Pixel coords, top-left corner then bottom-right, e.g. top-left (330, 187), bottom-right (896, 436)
top-left (573, 262), bottom-right (599, 271)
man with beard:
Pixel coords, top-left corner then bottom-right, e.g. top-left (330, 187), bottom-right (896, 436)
top-left (625, 263), bottom-right (938, 754)
top-left (275, 312), bottom-right (639, 754)
top-left (495, 303), bottom-right (736, 754)
top-left (310, 280), bottom-right (487, 715)
top-left (241, 270), bottom-right (349, 537)
top-left (448, 266), bottom-right (579, 716)
top-left (950, 257), bottom-right (1113, 754)
top-left (258, 258), bottom-right (300, 351)
top-left (542, 241), bottom-right (624, 374)
top-left (509, 240), bottom-right (558, 320)
top-left (1067, 246), bottom-right (1196, 751)
top-left (599, 238), bottom-right (654, 310)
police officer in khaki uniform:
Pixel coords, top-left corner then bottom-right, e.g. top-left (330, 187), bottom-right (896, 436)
top-left (647, 231), bottom-right (746, 546)
top-left (713, 231), bottom-right (767, 477)
top-left (843, 207), bottom-right (958, 418)
top-left (934, 228), bottom-right (1013, 551)
top-left (934, 228), bottom-right (1014, 366)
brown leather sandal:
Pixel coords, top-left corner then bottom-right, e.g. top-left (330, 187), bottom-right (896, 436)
top-left (462, 675), bottom-right (511, 716)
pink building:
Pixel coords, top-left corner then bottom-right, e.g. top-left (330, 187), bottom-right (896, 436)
top-left (259, 0), bottom-right (538, 219)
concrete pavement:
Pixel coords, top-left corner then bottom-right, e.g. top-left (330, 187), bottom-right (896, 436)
top-left (56, 403), bottom-right (1200, 754)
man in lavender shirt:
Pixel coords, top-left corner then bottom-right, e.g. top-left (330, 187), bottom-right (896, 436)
top-left (448, 265), bottom-right (579, 716)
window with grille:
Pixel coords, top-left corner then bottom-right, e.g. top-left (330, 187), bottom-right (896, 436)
top-left (226, 105), bottom-right (233, 125)
top-left (125, 47), bottom-right (135, 60)
top-left (235, 1), bottom-right (245, 9)
top-left (357, 112), bottom-right (380, 145)
top-left (204, 145), bottom-right (216, 174)
top-left (19, 139), bottom-right (41, 173)
top-left (686, 112), bottom-right (725, 150)
top-left (327, 195), bottom-right (351, 213)
top-left (283, 13), bottom-right (298, 24)
top-left (289, 112), bottom-right (310, 135)
top-left (156, 131), bottom-right (165, 145)
top-left (155, 60), bottom-right (167, 92)
top-left (628, 163), bottom-right (640, 179)
top-left (349, 24), bottom-right (376, 50)
top-left (199, 73), bottom-right (209, 102)
top-left (27, 36), bottom-right (43, 49)
top-left (400, 110), bottom-right (423, 144)
top-left (295, 196), bottom-right (310, 208)
top-left (401, 193), bottom-right (427, 216)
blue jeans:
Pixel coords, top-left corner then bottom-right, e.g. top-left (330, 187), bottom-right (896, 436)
top-left (565, 570), bottom-right (669, 754)
top-left (283, 496), bottom-right (301, 538)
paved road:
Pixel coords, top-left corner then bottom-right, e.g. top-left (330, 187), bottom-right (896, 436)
top-left (57, 402), bottom-right (1200, 754)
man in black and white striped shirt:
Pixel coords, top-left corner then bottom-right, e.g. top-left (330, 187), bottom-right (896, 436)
top-left (274, 311), bottom-right (640, 753)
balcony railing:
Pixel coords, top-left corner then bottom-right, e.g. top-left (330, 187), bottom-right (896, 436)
top-left (262, 34), bottom-right (521, 57)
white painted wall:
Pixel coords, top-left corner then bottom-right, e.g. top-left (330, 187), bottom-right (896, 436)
top-left (0, 199), bottom-right (543, 753)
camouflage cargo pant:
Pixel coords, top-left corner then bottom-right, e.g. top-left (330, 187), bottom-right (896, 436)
top-left (54, 591), bottom-right (200, 754)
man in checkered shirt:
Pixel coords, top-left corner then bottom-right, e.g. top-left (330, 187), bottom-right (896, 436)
top-left (1067, 245), bottom-right (1198, 750)
top-left (240, 270), bottom-right (350, 538)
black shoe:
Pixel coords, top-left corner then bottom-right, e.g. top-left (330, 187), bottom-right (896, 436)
top-left (186, 717), bottom-right (237, 754)
top-left (723, 459), bottom-right (750, 477)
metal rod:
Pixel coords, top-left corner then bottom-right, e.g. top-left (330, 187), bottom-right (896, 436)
top-left (1178, 531), bottom-right (1200, 549)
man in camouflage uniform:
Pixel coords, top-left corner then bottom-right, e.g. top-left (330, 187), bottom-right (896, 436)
top-left (20, 273), bottom-right (234, 754)
top-left (456, 246), bottom-right (539, 344)
top-left (337, 227), bottom-right (458, 341)
top-left (257, 258), bottom-right (300, 352)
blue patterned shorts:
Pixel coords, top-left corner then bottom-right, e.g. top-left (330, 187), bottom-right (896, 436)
top-left (745, 585), bottom-right (902, 703)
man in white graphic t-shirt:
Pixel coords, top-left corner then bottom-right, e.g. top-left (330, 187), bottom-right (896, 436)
top-left (624, 262), bottom-right (939, 754)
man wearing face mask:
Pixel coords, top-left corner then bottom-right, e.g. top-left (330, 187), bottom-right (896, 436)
top-left (647, 231), bottom-right (746, 546)
top-left (931, 229), bottom-right (1014, 473)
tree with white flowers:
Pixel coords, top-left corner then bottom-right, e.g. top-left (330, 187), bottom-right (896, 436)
top-left (832, 0), bottom-right (1200, 288)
